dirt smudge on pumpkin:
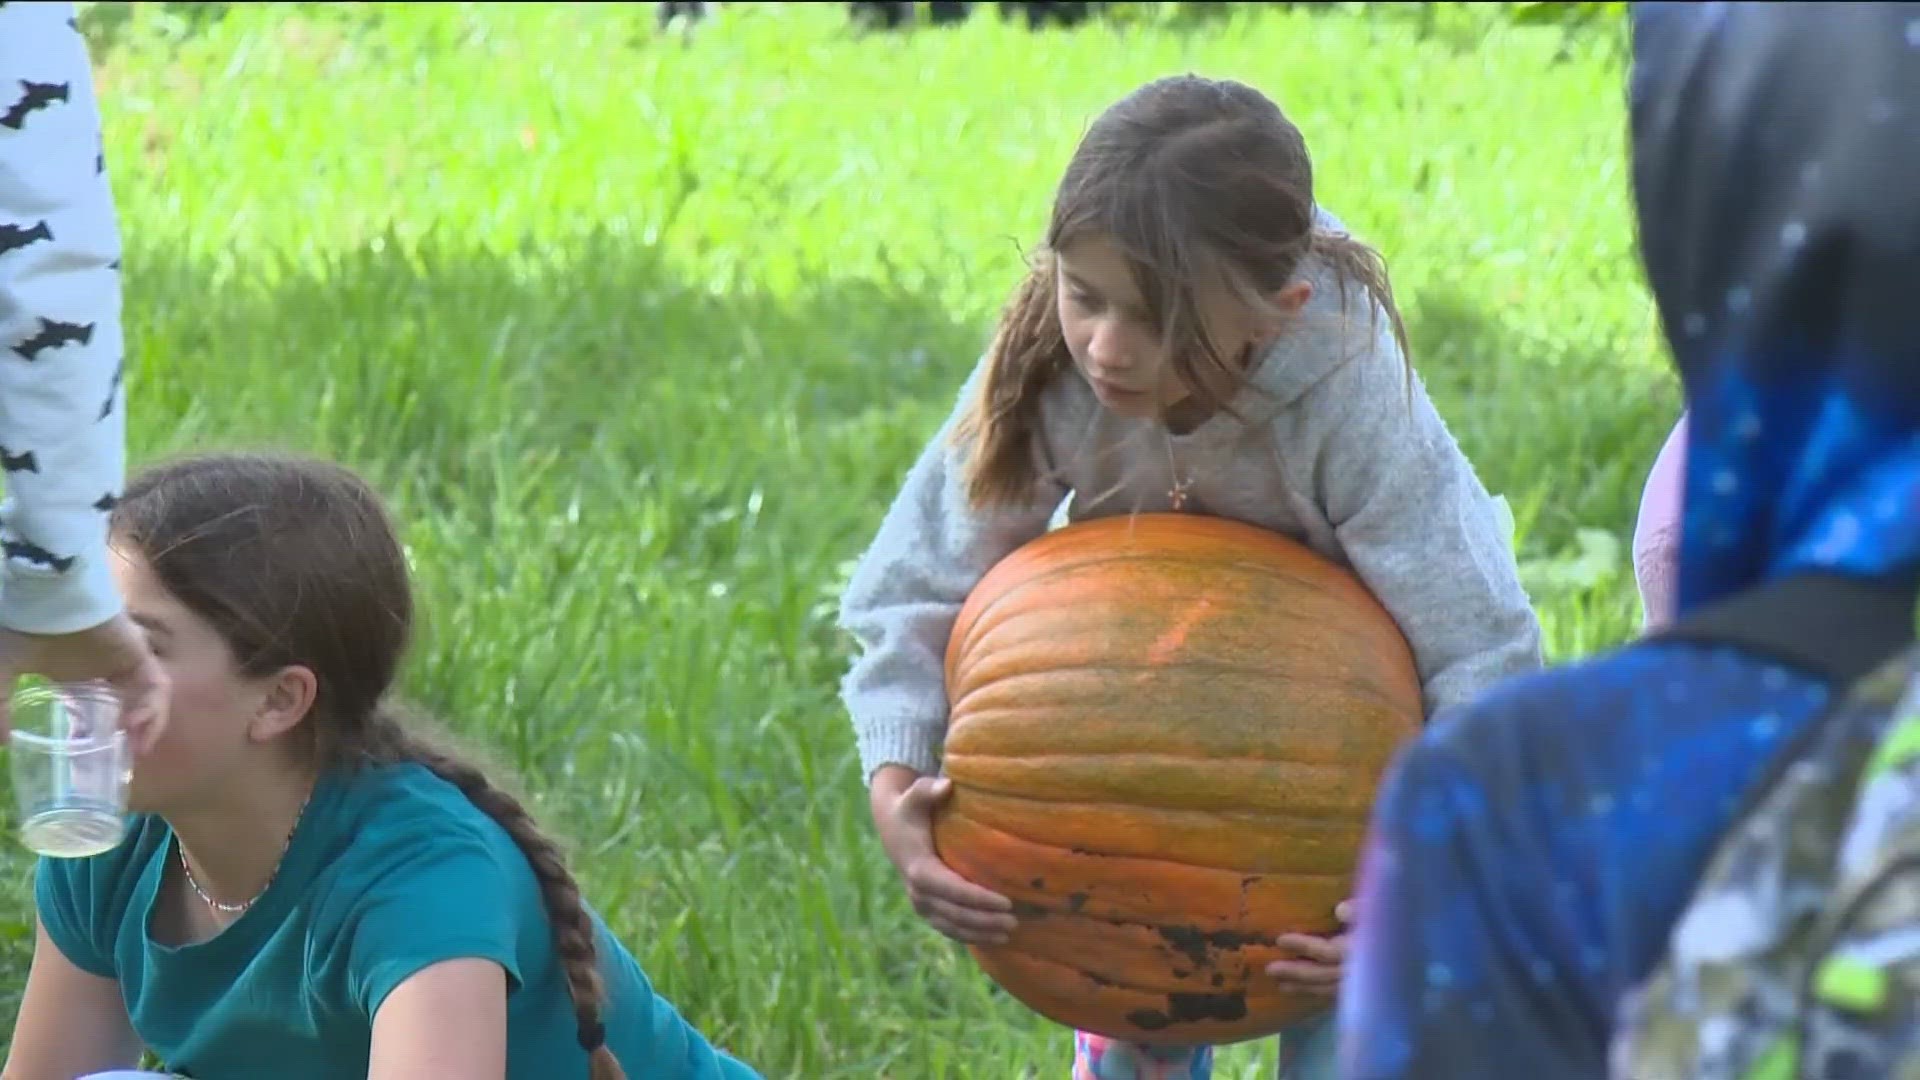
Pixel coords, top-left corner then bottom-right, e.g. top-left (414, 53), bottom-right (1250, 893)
top-left (1127, 1009), bottom-right (1173, 1032)
top-left (1125, 991), bottom-right (1248, 1032)
top-left (1067, 891), bottom-right (1089, 912)
top-left (1170, 992), bottom-right (1248, 1023)
top-left (1146, 596), bottom-right (1215, 666)
top-left (1157, 924), bottom-right (1264, 969)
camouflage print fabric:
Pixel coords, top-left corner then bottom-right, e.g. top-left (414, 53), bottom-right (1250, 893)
top-left (1612, 649), bottom-right (1920, 1080)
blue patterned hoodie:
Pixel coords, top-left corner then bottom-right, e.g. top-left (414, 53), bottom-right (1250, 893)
top-left (1337, 3), bottom-right (1920, 1076)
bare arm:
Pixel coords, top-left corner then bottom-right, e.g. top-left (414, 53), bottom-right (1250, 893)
top-left (2, 918), bottom-right (143, 1080)
top-left (366, 958), bottom-right (509, 1080)
top-left (1631, 413), bottom-right (1688, 631)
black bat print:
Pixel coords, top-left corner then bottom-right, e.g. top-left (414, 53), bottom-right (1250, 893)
top-left (10, 317), bottom-right (93, 361)
top-left (93, 492), bottom-right (118, 512)
top-left (98, 358), bottom-right (122, 420)
top-left (0, 445), bottom-right (37, 473)
top-left (3, 538), bottom-right (74, 573)
top-left (0, 219), bottom-right (52, 257)
top-left (1, 81), bottom-right (70, 131)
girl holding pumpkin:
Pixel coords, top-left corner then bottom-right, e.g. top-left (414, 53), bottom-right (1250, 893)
top-left (836, 74), bottom-right (1543, 1080)
top-left (3, 452), bottom-right (759, 1080)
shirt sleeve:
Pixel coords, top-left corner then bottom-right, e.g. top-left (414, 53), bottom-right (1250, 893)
top-left (618, 962), bottom-right (766, 1080)
top-left (0, 1), bottom-right (129, 635)
top-left (33, 847), bottom-right (128, 979)
top-left (341, 834), bottom-right (526, 1018)
top-left (1293, 313), bottom-right (1545, 717)
top-left (835, 356), bottom-right (1066, 782)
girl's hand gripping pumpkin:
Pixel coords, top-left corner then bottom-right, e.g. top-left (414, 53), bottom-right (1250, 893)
top-left (1265, 899), bottom-right (1355, 997)
top-left (870, 768), bottom-right (1018, 946)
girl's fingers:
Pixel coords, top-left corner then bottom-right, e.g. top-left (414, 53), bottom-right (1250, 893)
top-left (1264, 959), bottom-right (1342, 992)
top-left (1274, 933), bottom-right (1344, 964)
top-left (920, 894), bottom-right (1018, 937)
top-left (909, 858), bottom-right (1014, 912)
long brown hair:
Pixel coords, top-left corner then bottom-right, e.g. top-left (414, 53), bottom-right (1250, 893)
top-left (951, 74), bottom-right (1410, 508)
top-left (111, 452), bottom-right (626, 1080)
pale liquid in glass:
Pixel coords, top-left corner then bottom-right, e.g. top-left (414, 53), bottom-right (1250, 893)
top-left (20, 801), bottom-right (125, 858)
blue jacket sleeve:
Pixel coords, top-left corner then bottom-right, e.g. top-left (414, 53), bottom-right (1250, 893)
top-left (1337, 646), bottom-right (1839, 1079)
top-left (1337, 707), bottom-right (1612, 1078)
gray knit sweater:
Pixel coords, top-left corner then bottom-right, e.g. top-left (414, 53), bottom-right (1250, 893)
top-left (837, 245), bottom-right (1544, 783)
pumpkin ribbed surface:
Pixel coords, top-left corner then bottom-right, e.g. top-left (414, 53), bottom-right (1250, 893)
top-left (930, 513), bottom-right (1424, 1046)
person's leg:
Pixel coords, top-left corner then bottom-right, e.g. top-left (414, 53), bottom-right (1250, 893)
top-left (1072, 1031), bottom-right (1213, 1080)
top-left (1275, 1011), bottom-right (1339, 1080)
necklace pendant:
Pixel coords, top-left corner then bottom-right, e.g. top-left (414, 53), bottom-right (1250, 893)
top-left (1169, 479), bottom-right (1191, 512)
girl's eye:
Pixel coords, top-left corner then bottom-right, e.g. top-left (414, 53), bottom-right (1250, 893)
top-left (1067, 290), bottom-right (1101, 311)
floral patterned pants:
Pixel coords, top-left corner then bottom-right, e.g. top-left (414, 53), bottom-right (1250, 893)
top-left (1070, 1012), bottom-right (1338, 1080)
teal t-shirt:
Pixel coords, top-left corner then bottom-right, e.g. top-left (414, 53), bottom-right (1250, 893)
top-left (35, 762), bottom-right (761, 1080)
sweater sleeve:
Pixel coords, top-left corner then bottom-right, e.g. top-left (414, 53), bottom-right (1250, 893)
top-left (0, 2), bottom-right (127, 635)
top-left (836, 358), bottom-right (1066, 783)
top-left (1293, 314), bottom-right (1544, 718)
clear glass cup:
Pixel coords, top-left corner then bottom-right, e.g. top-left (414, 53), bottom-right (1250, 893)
top-left (9, 681), bottom-right (130, 859)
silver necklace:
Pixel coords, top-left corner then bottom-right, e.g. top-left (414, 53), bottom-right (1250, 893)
top-left (179, 786), bottom-right (313, 916)
top-left (1163, 426), bottom-right (1192, 512)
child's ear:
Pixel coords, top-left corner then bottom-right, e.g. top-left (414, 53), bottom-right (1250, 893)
top-left (1273, 279), bottom-right (1314, 315)
top-left (248, 665), bottom-right (319, 744)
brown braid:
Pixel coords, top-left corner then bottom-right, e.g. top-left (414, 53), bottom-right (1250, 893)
top-left (358, 707), bottom-right (625, 1080)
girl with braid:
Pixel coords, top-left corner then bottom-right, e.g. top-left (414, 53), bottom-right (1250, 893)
top-left (1, 452), bottom-right (759, 1080)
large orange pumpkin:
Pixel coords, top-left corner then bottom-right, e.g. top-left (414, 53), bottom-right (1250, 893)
top-left (930, 513), bottom-right (1424, 1046)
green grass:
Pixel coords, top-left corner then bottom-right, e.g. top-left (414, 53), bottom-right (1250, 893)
top-left (0, 3), bottom-right (1672, 1075)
